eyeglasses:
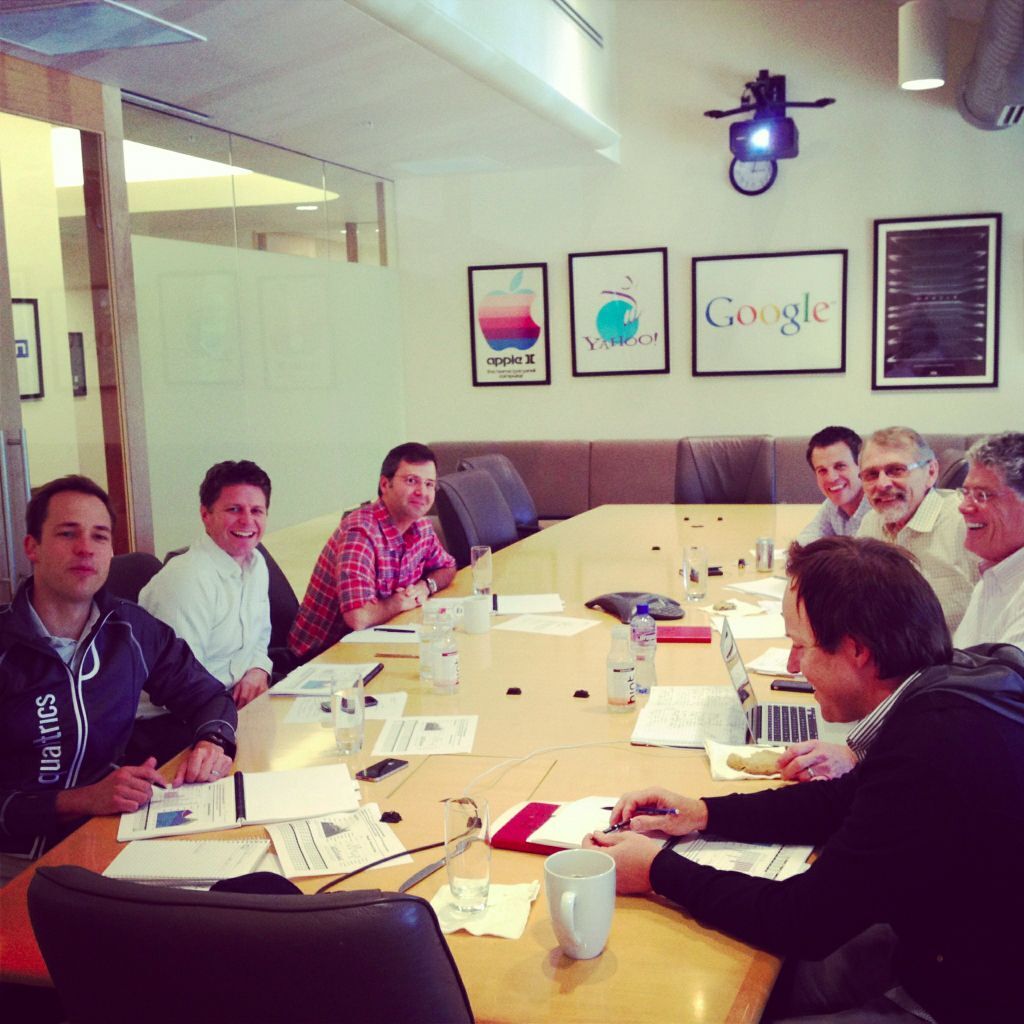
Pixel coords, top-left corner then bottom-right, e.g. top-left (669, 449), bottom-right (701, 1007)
top-left (858, 459), bottom-right (930, 483)
top-left (957, 486), bottom-right (1009, 506)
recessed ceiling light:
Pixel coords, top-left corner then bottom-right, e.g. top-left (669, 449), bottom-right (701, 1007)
top-left (296, 204), bottom-right (319, 211)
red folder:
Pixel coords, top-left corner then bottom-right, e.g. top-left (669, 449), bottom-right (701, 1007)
top-left (656, 625), bottom-right (712, 643)
top-left (490, 802), bottom-right (563, 855)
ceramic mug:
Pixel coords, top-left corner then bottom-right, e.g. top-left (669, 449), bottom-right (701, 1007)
top-left (544, 848), bottom-right (615, 959)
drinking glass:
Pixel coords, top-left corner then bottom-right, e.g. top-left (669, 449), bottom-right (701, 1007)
top-left (330, 668), bottom-right (364, 755)
top-left (682, 545), bottom-right (708, 602)
top-left (470, 545), bottom-right (493, 596)
top-left (444, 797), bottom-right (490, 913)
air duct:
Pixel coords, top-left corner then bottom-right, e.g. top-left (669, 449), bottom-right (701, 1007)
top-left (958, 0), bottom-right (1024, 129)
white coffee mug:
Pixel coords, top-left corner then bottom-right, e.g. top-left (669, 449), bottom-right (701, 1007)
top-left (462, 594), bottom-right (491, 634)
top-left (544, 848), bottom-right (615, 959)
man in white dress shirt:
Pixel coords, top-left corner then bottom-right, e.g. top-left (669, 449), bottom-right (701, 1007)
top-left (856, 426), bottom-right (979, 634)
top-left (953, 432), bottom-right (1024, 650)
top-left (131, 461), bottom-right (272, 763)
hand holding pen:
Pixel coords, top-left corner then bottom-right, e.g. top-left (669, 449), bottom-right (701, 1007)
top-left (602, 808), bottom-right (678, 834)
top-left (608, 787), bottom-right (709, 837)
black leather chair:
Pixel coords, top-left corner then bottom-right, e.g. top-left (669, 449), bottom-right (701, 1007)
top-left (457, 453), bottom-right (540, 536)
top-left (937, 450), bottom-right (970, 491)
top-left (675, 435), bottom-right (776, 503)
top-left (436, 469), bottom-right (519, 568)
top-left (103, 552), bottom-right (163, 603)
top-left (27, 865), bottom-right (474, 1024)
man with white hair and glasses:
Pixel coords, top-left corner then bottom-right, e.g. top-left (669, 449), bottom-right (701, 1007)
top-left (953, 432), bottom-right (1024, 650)
top-left (856, 426), bottom-right (979, 634)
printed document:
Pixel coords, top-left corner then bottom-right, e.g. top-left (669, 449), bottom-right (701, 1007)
top-left (631, 685), bottom-right (747, 747)
top-left (271, 662), bottom-right (383, 696)
top-left (267, 804), bottom-right (411, 878)
top-left (372, 715), bottom-right (478, 756)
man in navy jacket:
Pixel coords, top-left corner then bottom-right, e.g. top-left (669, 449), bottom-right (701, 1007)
top-left (0, 476), bottom-right (237, 879)
top-left (588, 537), bottom-right (1024, 1023)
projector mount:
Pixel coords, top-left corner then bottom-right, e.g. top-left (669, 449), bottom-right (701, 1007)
top-left (704, 69), bottom-right (835, 196)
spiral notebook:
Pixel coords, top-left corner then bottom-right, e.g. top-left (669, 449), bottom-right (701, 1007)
top-left (104, 838), bottom-right (270, 887)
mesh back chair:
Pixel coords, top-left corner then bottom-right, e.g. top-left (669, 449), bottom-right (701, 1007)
top-left (457, 453), bottom-right (540, 536)
top-left (675, 436), bottom-right (776, 504)
top-left (103, 552), bottom-right (163, 603)
top-left (28, 865), bottom-right (473, 1024)
top-left (436, 469), bottom-right (519, 568)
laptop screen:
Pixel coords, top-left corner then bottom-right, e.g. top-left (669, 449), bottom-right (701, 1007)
top-left (719, 618), bottom-right (758, 733)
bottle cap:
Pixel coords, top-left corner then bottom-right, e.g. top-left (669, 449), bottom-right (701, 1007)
top-left (636, 603), bottom-right (649, 615)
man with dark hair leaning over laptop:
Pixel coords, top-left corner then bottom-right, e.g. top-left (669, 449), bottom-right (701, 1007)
top-left (586, 536), bottom-right (1024, 1023)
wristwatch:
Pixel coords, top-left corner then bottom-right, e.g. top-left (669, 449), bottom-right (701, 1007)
top-left (424, 576), bottom-right (439, 596)
top-left (197, 730), bottom-right (237, 758)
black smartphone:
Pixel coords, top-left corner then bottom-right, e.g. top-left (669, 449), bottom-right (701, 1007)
top-left (320, 695), bottom-right (377, 712)
top-left (770, 679), bottom-right (814, 694)
top-left (355, 758), bottom-right (409, 782)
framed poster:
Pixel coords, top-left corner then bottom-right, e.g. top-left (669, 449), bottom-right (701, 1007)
top-left (692, 250), bottom-right (847, 376)
top-left (468, 263), bottom-right (550, 386)
top-left (69, 332), bottom-right (87, 396)
top-left (872, 213), bottom-right (1000, 390)
top-left (12, 298), bottom-right (43, 399)
top-left (569, 247), bottom-right (669, 376)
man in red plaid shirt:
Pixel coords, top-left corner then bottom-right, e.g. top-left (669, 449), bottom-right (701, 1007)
top-left (288, 443), bottom-right (456, 660)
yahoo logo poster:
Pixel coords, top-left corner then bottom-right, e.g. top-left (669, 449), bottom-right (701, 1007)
top-left (570, 248), bottom-right (669, 376)
top-left (693, 250), bottom-right (848, 376)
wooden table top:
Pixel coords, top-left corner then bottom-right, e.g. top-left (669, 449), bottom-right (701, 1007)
top-left (1, 504), bottom-right (819, 1023)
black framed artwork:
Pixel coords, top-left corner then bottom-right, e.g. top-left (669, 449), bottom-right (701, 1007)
top-left (872, 213), bottom-right (1000, 389)
top-left (12, 298), bottom-right (44, 399)
top-left (569, 247), bottom-right (669, 376)
top-left (692, 249), bottom-right (847, 376)
top-left (467, 263), bottom-right (550, 386)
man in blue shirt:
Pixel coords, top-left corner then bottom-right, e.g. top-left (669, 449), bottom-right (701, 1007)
top-left (796, 425), bottom-right (869, 546)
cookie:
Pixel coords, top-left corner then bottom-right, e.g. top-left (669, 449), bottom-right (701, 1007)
top-left (727, 750), bottom-right (782, 776)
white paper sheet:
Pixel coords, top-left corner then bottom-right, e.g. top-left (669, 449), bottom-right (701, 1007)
top-left (704, 739), bottom-right (786, 781)
top-left (669, 833), bottom-right (813, 880)
top-left (104, 839), bottom-right (270, 884)
top-left (745, 647), bottom-right (802, 678)
top-left (492, 614), bottom-right (598, 636)
top-left (372, 715), bottom-right (478, 756)
top-left (270, 662), bottom-right (383, 697)
top-left (526, 796), bottom-right (619, 849)
top-left (266, 804), bottom-right (411, 878)
top-left (631, 685), bottom-right (747, 747)
top-left (710, 612), bottom-right (787, 639)
top-left (726, 576), bottom-right (789, 600)
top-left (494, 594), bottom-right (565, 614)
top-left (283, 692), bottom-right (409, 725)
top-left (341, 625), bottom-right (421, 644)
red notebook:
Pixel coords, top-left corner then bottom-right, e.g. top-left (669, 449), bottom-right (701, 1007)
top-left (490, 802), bottom-right (563, 855)
top-left (656, 625), bottom-right (712, 643)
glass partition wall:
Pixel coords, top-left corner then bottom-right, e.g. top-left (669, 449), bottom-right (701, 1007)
top-left (119, 106), bottom-right (403, 559)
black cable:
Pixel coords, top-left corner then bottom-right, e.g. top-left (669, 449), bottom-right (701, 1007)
top-left (313, 838), bottom-right (446, 894)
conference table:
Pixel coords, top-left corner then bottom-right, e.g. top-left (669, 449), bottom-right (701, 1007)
top-left (0, 503), bottom-right (820, 1023)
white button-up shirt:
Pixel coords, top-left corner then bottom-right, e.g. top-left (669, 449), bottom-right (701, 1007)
top-left (137, 531), bottom-right (271, 717)
top-left (954, 544), bottom-right (1024, 651)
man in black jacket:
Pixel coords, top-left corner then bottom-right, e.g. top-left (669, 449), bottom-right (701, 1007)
top-left (0, 476), bottom-right (237, 883)
top-left (587, 536), bottom-right (1024, 1023)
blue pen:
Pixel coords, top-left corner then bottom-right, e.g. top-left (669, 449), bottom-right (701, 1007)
top-left (602, 807), bottom-right (678, 834)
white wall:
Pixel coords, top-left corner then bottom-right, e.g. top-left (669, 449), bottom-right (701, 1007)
top-left (396, 0), bottom-right (1023, 442)
top-left (133, 236), bottom-right (404, 556)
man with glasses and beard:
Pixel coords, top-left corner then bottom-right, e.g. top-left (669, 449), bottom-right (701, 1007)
top-left (856, 426), bottom-right (979, 634)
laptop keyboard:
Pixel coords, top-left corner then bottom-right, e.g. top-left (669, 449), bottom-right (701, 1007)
top-left (762, 704), bottom-right (819, 744)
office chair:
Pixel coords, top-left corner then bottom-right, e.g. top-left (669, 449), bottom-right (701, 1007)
top-left (675, 435), bottom-right (776, 503)
top-left (28, 865), bottom-right (474, 1024)
top-left (436, 469), bottom-right (519, 568)
top-left (458, 453), bottom-right (540, 535)
top-left (103, 552), bottom-right (163, 603)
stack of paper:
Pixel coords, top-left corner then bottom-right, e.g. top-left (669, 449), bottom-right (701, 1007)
top-left (104, 839), bottom-right (269, 887)
top-left (630, 685), bottom-right (747, 748)
top-left (270, 662), bottom-right (383, 696)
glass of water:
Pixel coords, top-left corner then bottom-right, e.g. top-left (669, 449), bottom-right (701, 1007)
top-left (331, 667), bottom-right (364, 756)
top-left (682, 545), bottom-right (708, 602)
top-left (444, 796), bottom-right (490, 913)
top-left (470, 545), bottom-right (493, 595)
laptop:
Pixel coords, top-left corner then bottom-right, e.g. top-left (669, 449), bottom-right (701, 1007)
top-left (719, 618), bottom-right (854, 745)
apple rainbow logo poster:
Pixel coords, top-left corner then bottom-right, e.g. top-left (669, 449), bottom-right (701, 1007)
top-left (478, 271), bottom-right (542, 352)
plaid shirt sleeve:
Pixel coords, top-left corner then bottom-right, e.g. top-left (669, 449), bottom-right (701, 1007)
top-left (337, 523), bottom-right (383, 612)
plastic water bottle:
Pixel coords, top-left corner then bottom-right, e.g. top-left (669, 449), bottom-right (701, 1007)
top-left (433, 608), bottom-right (460, 694)
top-left (606, 625), bottom-right (636, 712)
top-left (419, 602), bottom-right (440, 686)
top-left (629, 603), bottom-right (658, 696)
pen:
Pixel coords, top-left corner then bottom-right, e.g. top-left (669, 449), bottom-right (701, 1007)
top-left (602, 807), bottom-right (678, 834)
top-left (374, 627), bottom-right (416, 634)
top-left (374, 652), bottom-right (418, 659)
top-left (363, 663), bottom-right (384, 685)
